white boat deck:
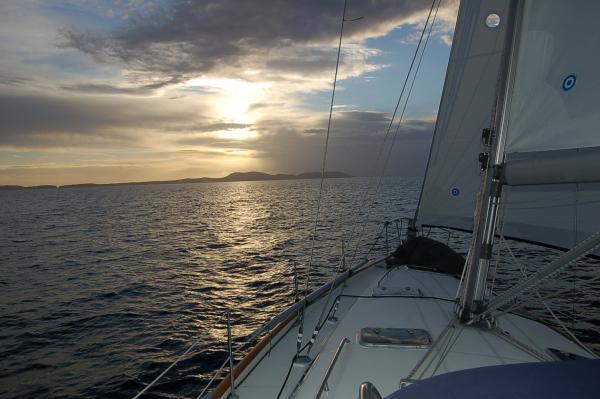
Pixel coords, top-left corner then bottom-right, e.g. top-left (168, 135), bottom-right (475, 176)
top-left (228, 262), bottom-right (592, 399)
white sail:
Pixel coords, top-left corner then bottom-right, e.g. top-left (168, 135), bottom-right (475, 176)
top-left (503, 0), bottom-right (600, 155)
top-left (500, 183), bottom-right (600, 250)
top-left (498, 0), bottom-right (600, 250)
top-left (416, 0), bottom-right (513, 233)
top-left (417, 0), bottom-right (600, 251)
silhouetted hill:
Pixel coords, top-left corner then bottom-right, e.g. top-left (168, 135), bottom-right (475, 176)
top-left (296, 171), bottom-right (350, 179)
top-left (0, 185), bottom-right (57, 191)
top-left (0, 171), bottom-right (353, 190)
top-left (222, 171), bottom-right (294, 181)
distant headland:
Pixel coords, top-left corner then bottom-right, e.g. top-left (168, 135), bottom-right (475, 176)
top-left (0, 171), bottom-right (353, 191)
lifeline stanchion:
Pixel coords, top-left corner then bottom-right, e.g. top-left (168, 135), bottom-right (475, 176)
top-left (384, 221), bottom-right (390, 255)
top-left (226, 311), bottom-right (238, 398)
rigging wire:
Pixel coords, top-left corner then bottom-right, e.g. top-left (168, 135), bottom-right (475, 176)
top-left (302, 0), bottom-right (440, 281)
top-left (499, 236), bottom-right (597, 357)
top-left (488, 187), bottom-right (510, 297)
top-left (235, 1), bottom-right (444, 396)
top-left (134, 348), bottom-right (209, 399)
top-left (342, 0), bottom-right (439, 267)
top-left (491, 272), bottom-right (600, 319)
top-left (275, 355), bottom-right (297, 399)
top-left (454, 247), bottom-right (470, 300)
top-left (302, 0), bottom-right (442, 366)
top-left (132, 310), bottom-right (227, 399)
top-left (304, 220), bottom-right (386, 356)
top-left (348, 0), bottom-right (441, 265)
top-left (299, 2), bottom-right (441, 346)
top-left (282, 2), bottom-right (350, 396)
top-left (303, 0), bottom-right (347, 297)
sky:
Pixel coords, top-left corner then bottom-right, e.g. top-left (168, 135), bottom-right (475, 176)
top-left (0, 0), bottom-right (458, 186)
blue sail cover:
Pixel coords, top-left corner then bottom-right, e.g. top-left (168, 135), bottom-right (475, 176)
top-left (385, 360), bottom-right (600, 399)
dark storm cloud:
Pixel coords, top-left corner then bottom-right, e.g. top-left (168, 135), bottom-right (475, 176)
top-left (324, 111), bottom-right (434, 142)
top-left (0, 73), bottom-right (31, 87)
top-left (0, 93), bottom-right (199, 148)
top-left (266, 111), bottom-right (433, 147)
top-left (62, 0), bottom-right (437, 81)
top-left (0, 89), bottom-right (433, 176)
top-left (175, 110), bottom-right (434, 176)
top-left (60, 78), bottom-right (182, 95)
top-left (251, 111), bottom-right (435, 176)
top-left (61, 83), bottom-right (154, 95)
top-left (325, 112), bottom-right (435, 176)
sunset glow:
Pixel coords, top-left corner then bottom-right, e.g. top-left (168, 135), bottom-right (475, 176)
top-left (0, 1), bottom-right (458, 186)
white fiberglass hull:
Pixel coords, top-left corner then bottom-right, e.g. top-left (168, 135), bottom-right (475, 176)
top-left (211, 260), bottom-right (594, 398)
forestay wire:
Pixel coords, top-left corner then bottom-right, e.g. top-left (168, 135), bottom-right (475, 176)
top-left (341, 0), bottom-right (439, 267)
top-left (346, 0), bottom-right (441, 265)
top-left (301, 0), bottom-right (441, 357)
top-left (303, 0), bottom-right (348, 295)
top-left (297, 0), bottom-right (442, 366)
top-left (136, 2), bottom-right (446, 398)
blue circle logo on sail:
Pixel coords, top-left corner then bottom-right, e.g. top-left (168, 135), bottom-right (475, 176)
top-left (451, 188), bottom-right (460, 197)
top-left (562, 74), bottom-right (576, 91)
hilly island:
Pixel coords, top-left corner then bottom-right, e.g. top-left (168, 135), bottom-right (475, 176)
top-left (0, 171), bottom-right (352, 190)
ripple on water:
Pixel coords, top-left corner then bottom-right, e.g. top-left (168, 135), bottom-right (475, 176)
top-left (0, 177), bottom-right (598, 399)
top-left (205, 242), bottom-right (230, 249)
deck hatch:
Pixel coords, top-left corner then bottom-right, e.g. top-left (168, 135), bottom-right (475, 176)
top-left (373, 285), bottom-right (423, 296)
top-left (359, 328), bottom-right (432, 348)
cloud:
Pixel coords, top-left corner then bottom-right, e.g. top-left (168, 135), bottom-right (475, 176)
top-left (61, 0), bottom-right (457, 84)
top-left (0, 92), bottom-right (209, 149)
top-left (0, 90), bottom-right (434, 184)
top-left (0, 73), bottom-right (31, 87)
top-left (0, 1), bottom-right (454, 185)
top-left (181, 110), bottom-right (436, 177)
top-left (195, 123), bottom-right (252, 132)
top-left (60, 78), bottom-right (183, 95)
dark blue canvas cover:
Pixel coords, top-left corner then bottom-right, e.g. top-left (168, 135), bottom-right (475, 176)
top-left (386, 360), bottom-right (600, 399)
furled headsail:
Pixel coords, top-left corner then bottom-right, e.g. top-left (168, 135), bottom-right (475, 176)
top-left (417, 0), bottom-right (600, 251)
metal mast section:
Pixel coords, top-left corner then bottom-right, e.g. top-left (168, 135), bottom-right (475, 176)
top-left (459, 0), bottom-right (523, 323)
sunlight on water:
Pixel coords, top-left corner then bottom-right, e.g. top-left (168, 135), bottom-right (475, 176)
top-left (0, 177), bottom-right (418, 398)
top-left (0, 177), bottom-right (598, 399)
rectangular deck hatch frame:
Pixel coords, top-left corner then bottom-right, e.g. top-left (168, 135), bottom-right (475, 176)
top-left (359, 327), bottom-right (432, 348)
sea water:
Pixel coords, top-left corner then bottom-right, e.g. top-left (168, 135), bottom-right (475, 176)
top-left (1, 177), bottom-right (598, 398)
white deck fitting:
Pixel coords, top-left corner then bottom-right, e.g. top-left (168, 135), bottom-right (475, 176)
top-left (228, 263), bottom-right (592, 399)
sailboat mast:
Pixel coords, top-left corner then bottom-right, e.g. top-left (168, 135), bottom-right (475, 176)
top-left (460, 0), bottom-right (523, 322)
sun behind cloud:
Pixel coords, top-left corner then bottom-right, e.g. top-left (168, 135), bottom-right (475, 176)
top-left (185, 77), bottom-right (269, 127)
top-left (0, 0), bottom-right (457, 186)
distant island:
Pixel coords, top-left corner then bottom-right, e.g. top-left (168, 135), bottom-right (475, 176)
top-left (0, 171), bottom-right (353, 191)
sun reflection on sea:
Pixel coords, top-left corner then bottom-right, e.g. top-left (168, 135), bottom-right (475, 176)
top-left (184, 181), bottom-right (299, 340)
